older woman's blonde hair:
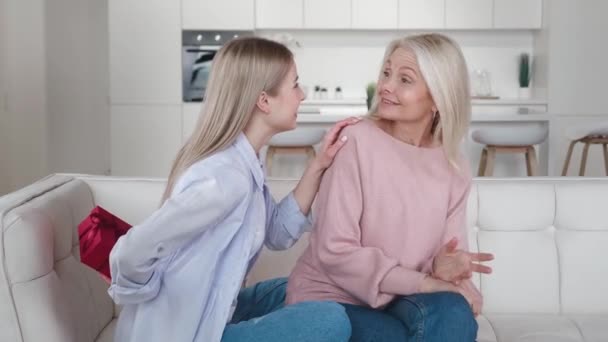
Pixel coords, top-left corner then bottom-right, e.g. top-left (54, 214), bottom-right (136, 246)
top-left (370, 33), bottom-right (471, 169)
top-left (161, 37), bottom-right (294, 202)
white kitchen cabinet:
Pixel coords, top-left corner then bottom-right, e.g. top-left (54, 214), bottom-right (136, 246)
top-left (494, 0), bottom-right (542, 29)
top-left (111, 105), bottom-right (182, 177)
top-left (256, 0), bottom-right (304, 29)
top-left (445, 0), bottom-right (492, 29)
top-left (398, 0), bottom-right (445, 29)
top-left (109, 0), bottom-right (181, 104)
top-left (182, 0), bottom-right (254, 30)
top-left (352, 0), bottom-right (398, 29)
top-left (304, 0), bottom-right (351, 29)
top-left (182, 103), bottom-right (203, 142)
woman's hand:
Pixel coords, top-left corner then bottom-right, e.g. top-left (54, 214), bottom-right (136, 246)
top-left (312, 117), bottom-right (362, 170)
top-left (458, 280), bottom-right (483, 316)
top-left (292, 117), bottom-right (362, 216)
top-left (432, 238), bottom-right (494, 285)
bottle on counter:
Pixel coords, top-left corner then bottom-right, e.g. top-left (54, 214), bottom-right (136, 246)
top-left (313, 85), bottom-right (321, 99)
top-left (320, 87), bottom-right (328, 100)
top-left (334, 86), bottom-right (343, 99)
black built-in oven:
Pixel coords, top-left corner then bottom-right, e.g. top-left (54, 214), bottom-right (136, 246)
top-left (182, 30), bottom-right (253, 102)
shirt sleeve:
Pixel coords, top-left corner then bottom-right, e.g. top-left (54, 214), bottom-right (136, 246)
top-left (263, 187), bottom-right (312, 251)
top-left (312, 136), bottom-right (425, 308)
top-left (108, 169), bottom-right (248, 305)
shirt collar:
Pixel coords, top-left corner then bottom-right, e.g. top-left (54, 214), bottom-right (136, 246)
top-left (234, 133), bottom-right (265, 190)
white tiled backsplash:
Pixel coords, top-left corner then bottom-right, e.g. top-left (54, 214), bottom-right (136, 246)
top-left (259, 30), bottom-right (536, 101)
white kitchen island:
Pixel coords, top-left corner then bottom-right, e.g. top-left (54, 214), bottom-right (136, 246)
top-left (294, 111), bottom-right (552, 177)
top-left (292, 111), bottom-right (608, 178)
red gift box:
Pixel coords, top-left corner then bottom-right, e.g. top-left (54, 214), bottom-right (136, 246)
top-left (78, 206), bottom-right (132, 280)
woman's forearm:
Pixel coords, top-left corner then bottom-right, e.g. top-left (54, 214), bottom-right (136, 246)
top-left (292, 159), bottom-right (325, 215)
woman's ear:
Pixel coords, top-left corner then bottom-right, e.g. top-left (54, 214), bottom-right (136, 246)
top-left (256, 91), bottom-right (271, 114)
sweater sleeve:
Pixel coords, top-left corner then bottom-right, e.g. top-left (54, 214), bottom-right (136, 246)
top-left (312, 136), bottom-right (426, 308)
top-left (442, 161), bottom-right (472, 251)
top-left (420, 159), bottom-right (472, 275)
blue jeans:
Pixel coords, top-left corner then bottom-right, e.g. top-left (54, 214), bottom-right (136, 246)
top-left (222, 278), bottom-right (351, 342)
top-left (341, 292), bottom-right (478, 342)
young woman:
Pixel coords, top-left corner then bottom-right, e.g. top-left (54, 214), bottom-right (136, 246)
top-left (287, 33), bottom-right (494, 341)
top-left (108, 37), bottom-right (358, 342)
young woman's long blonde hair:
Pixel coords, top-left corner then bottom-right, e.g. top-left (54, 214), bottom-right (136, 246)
top-left (161, 37), bottom-right (294, 202)
top-left (369, 33), bottom-right (471, 169)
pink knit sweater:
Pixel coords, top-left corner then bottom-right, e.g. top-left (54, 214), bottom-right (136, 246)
top-left (286, 119), bottom-right (471, 309)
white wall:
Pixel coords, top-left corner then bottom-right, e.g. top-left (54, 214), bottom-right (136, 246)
top-left (0, 0), bottom-right (8, 194)
top-left (1, 0), bottom-right (49, 194)
top-left (259, 30), bottom-right (535, 100)
top-left (0, 0), bottom-right (109, 195)
top-left (46, 0), bottom-right (110, 175)
top-left (543, 0), bottom-right (608, 115)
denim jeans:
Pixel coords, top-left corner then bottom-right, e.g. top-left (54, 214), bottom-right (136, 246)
top-left (341, 292), bottom-right (478, 342)
top-left (222, 278), bottom-right (351, 342)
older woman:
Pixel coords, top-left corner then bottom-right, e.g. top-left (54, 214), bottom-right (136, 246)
top-left (286, 33), bottom-right (494, 342)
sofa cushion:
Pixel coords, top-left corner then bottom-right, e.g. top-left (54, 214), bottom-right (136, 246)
top-left (1, 176), bottom-right (115, 342)
top-left (96, 319), bottom-right (117, 342)
top-left (569, 315), bottom-right (608, 342)
top-left (484, 314), bottom-right (585, 342)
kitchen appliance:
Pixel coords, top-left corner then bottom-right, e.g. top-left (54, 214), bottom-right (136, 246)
top-left (182, 30), bottom-right (253, 102)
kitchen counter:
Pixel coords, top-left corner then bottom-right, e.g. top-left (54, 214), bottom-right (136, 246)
top-left (296, 112), bottom-right (550, 123)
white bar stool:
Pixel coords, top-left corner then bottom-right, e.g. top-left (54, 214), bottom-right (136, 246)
top-left (561, 122), bottom-right (608, 176)
top-left (266, 128), bottom-right (326, 176)
top-left (472, 123), bottom-right (548, 176)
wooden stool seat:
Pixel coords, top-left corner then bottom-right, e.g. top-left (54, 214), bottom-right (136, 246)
top-left (478, 145), bottom-right (539, 177)
top-left (266, 128), bottom-right (325, 176)
top-left (472, 125), bottom-right (548, 177)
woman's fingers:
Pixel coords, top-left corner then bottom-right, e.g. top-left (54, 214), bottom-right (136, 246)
top-left (326, 135), bottom-right (348, 157)
top-left (469, 252), bottom-right (494, 262)
top-left (324, 117), bottom-right (361, 146)
top-left (471, 263), bottom-right (492, 274)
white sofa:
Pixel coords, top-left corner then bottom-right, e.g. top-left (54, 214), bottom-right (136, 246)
top-left (1, 174), bottom-right (607, 342)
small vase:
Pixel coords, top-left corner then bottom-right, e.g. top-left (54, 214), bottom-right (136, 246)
top-left (518, 87), bottom-right (531, 99)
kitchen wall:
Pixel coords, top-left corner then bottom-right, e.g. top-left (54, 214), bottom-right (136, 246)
top-left (46, 0), bottom-right (110, 176)
top-left (259, 30), bottom-right (535, 101)
top-left (1, 0), bottom-right (49, 195)
top-left (0, 0), bottom-right (8, 194)
top-left (539, 0), bottom-right (608, 115)
top-left (0, 0), bottom-right (109, 195)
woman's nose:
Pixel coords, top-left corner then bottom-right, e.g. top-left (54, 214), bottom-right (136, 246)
top-left (379, 80), bottom-right (393, 94)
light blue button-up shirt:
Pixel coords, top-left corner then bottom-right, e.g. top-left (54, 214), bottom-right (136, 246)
top-left (108, 133), bottom-right (312, 342)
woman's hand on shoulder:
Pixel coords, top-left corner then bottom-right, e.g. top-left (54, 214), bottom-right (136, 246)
top-left (313, 117), bottom-right (362, 170)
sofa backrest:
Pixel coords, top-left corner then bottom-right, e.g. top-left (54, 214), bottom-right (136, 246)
top-left (249, 178), bottom-right (608, 316)
top-left (1, 174), bottom-right (607, 342)
top-left (0, 176), bottom-right (115, 342)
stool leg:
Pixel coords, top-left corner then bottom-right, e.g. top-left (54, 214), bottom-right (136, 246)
top-left (579, 142), bottom-right (591, 176)
top-left (603, 143), bottom-right (608, 176)
top-left (477, 147), bottom-right (488, 177)
top-left (266, 147), bottom-right (276, 176)
top-left (484, 147), bottom-right (496, 177)
top-left (525, 146), bottom-right (538, 176)
top-left (561, 140), bottom-right (578, 176)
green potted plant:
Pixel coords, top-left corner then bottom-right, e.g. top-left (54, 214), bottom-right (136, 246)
top-left (518, 53), bottom-right (532, 98)
top-left (366, 82), bottom-right (376, 109)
